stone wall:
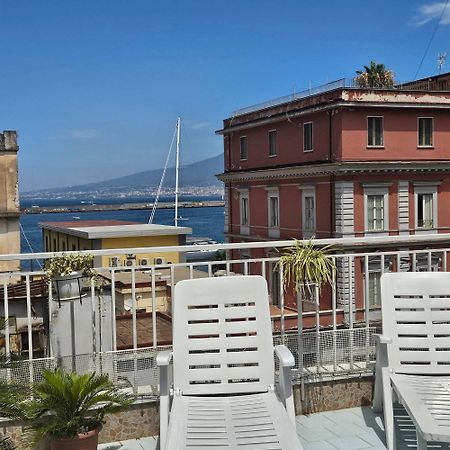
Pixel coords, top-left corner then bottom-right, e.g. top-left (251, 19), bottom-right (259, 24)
top-left (294, 376), bottom-right (373, 415)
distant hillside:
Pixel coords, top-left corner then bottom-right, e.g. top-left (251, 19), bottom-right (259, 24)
top-left (27, 154), bottom-right (223, 194)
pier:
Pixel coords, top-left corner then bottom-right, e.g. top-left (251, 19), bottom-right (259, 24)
top-left (22, 200), bottom-right (224, 215)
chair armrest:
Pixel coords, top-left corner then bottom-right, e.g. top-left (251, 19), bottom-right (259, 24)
top-left (374, 334), bottom-right (392, 345)
top-left (274, 345), bottom-right (296, 425)
top-left (372, 335), bottom-right (390, 413)
top-left (157, 351), bottom-right (173, 366)
top-left (157, 351), bottom-right (173, 450)
top-left (274, 344), bottom-right (295, 367)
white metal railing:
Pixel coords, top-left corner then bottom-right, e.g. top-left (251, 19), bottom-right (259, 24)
top-left (231, 77), bottom-right (450, 117)
top-left (1, 234), bottom-right (450, 393)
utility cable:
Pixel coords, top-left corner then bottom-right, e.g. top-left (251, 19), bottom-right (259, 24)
top-left (20, 222), bottom-right (43, 269)
top-left (414, 0), bottom-right (449, 80)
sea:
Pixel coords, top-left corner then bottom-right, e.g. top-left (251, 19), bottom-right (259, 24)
top-left (20, 195), bottom-right (225, 256)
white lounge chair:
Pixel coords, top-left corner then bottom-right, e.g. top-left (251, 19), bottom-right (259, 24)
top-left (157, 275), bottom-right (303, 450)
top-left (373, 272), bottom-right (450, 450)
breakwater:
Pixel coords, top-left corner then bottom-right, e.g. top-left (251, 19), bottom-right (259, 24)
top-left (22, 200), bottom-right (224, 215)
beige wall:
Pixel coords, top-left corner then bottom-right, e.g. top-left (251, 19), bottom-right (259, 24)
top-left (0, 131), bottom-right (20, 272)
top-left (43, 229), bottom-right (92, 253)
top-left (100, 235), bottom-right (183, 268)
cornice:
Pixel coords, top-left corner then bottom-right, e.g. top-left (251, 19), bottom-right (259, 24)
top-left (217, 99), bottom-right (450, 135)
top-left (217, 161), bottom-right (450, 183)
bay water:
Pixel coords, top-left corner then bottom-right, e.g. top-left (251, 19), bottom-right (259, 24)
top-left (20, 195), bottom-right (225, 256)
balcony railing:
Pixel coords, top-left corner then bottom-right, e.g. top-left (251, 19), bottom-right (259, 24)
top-left (1, 234), bottom-right (450, 396)
top-left (232, 77), bottom-right (450, 117)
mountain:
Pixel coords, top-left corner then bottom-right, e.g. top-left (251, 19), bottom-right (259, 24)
top-left (26, 154), bottom-right (223, 194)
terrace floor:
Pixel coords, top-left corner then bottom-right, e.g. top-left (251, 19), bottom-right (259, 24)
top-left (98, 405), bottom-right (450, 449)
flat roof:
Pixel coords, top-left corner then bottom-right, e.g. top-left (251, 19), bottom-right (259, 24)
top-left (39, 220), bottom-right (192, 239)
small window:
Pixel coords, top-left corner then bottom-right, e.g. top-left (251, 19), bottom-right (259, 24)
top-left (367, 117), bottom-right (383, 147)
top-left (418, 117), bottom-right (433, 147)
top-left (268, 130), bottom-right (277, 156)
top-left (417, 193), bottom-right (434, 228)
top-left (268, 195), bottom-right (279, 228)
top-left (303, 122), bottom-right (313, 152)
top-left (367, 195), bottom-right (384, 231)
top-left (240, 196), bottom-right (249, 226)
top-left (368, 271), bottom-right (381, 307)
top-left (239, 136), bottom-right (248, 160)
top-left (304, 197), bottom-right (315, 231)
top-left (301, 188), bottom-right (316, 238)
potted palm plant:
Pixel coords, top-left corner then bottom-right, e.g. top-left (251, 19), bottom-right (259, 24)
top-left (44, 253), bottom-right (98, 304)
top-left (23, 369), bottom-right (133, 450)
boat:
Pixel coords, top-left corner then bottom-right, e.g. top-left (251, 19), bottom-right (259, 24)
top-left (149, 118), bottom-right (216, 262)
top-left (186, 238), bottom-right (219, 262)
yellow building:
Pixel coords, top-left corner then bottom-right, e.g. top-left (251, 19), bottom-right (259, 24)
top-left (40, 220), bottom-right (192, 267)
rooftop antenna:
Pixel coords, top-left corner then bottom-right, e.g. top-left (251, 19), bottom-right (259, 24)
top-left (438, 52), bottom-right (447, 74)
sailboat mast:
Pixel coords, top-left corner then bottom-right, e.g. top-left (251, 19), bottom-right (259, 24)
top-left (174, 117), bottom-right (181, 227)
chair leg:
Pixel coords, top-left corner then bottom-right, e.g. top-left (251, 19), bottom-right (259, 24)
top-left (382, 367), bottom-right (396, 450)
top-left (416, 432), bottom-right (427, 450)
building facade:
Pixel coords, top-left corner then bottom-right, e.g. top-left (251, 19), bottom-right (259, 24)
top-left (0, 131), bottom-right (20, 273)
top-left (217, 73), bottom-right (450, 318)
top-left (40, 220), bottom-right (192, 267)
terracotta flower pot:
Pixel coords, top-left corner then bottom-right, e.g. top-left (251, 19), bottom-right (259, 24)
top-left (50, 428), bottom-right (100, 450)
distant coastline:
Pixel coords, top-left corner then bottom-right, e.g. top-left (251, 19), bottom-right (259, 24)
top-left (22, 200), bottom-right (224, 215)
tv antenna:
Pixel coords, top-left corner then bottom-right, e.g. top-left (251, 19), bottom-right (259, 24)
top-left (438, 52), bottom-right (447, 74)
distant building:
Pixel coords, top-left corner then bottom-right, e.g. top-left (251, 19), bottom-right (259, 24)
top-left (39, 220), bottom-right (192, 267)
top-left (0, 131), bottom-right (20, 273)
top-left (217, 72), bottom-right (450, 313)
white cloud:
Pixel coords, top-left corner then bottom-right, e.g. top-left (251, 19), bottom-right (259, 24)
top-left (55, 129), bottom-right (107, 140)
top-left (413, 2), bottom-right (450, 26)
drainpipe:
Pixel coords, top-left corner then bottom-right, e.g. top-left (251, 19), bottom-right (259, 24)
top-left (329, 110), bottom-right (335, 238)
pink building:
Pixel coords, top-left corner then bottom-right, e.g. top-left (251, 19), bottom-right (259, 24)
top-left (217, 73), bottom-right (450, 324)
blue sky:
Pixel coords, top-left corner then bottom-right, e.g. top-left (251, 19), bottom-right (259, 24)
top-left (0, 0), bottom-right (449, 191)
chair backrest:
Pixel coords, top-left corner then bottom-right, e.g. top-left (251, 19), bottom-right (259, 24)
top-left (172, 275), bottom-right (275, 395)
top-left (381, 272), bottom-right (450, 375)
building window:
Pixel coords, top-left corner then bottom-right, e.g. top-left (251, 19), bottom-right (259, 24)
top-left (266, 188), bottom-right (280, 238)
top-left (368, 271), bottom-right (381, 307)
top-left (270, 263), bottom-right (280, 306)
top-left (365, 256), bottom-right (392, 308)
top-left (414, 183), bottom-right (439, 231)
top-left (363, 184), bottom-right (389, 233)
top-left (417, 193), bottom-right (434, 228)
top-left (367, 195), bottom-right (384, 231)
top-left (418, 117), bottom-right (433, 147)
top-left (303, 122), bottom-right (313, 152)
top-left (301, 187), bottom-right (316, 238)
top-left (269, 194), bottom-right (279, 228)
top-left (367, 117), bottom-right (383, 147)
top-left (268, 130), bottom-right (277, 157)
top-left (239, 136), bottom-right (248, 160)
top-left (240, 196), bottom-right (249, 226)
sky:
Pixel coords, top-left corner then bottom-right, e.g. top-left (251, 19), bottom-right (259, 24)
top-left (0, 0), bottom-right (450, 191)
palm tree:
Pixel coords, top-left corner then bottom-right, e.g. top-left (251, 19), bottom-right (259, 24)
top-left (23, 369), bottom-right (133, 448)
top-left (355, 61), bottom-right (395, 88)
